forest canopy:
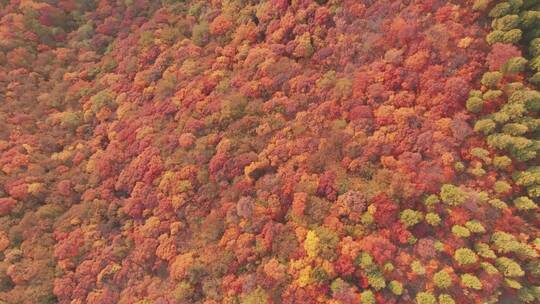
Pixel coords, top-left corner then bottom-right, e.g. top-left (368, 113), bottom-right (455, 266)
top-left (0, 0), bottom-right (539, 304)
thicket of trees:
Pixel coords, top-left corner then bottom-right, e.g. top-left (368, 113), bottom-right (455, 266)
top-left (0, 0), bottom-right (538, 303)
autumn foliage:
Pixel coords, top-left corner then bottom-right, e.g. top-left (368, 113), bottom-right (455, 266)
top-left (0, 1), bottom-right (539, 304)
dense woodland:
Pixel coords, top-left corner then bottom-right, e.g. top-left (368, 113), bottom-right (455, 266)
top-left (0, 0), bottom-right (539, 303)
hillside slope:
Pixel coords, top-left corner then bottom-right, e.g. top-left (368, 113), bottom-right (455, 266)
top-left (0, 1), bottom-right (539, 303)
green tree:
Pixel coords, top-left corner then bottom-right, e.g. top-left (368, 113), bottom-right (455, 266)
top-left (452, 225), bottom-right (471, 238)
top-left (440, 184), bottom-right (467, 206)
top-left (496, 257), bottom-right (525, 277)
top-left (240, 286), bottom-right (269, 304)
top-left (474, 119), bottom-right (497, 134)
top-left (502, 29), bottom-right (523, 44)
top-left (367, 272), bottom-right (386, 290)
top-left (425, 212), bottom-right (441, 226)
top-left (461, 273), bottom-right (483, 290)
top-left (493, 180), bottom-right (512, 193)
top-left (416, 291), bottom-right (436, 304)
top-left (501, 56), bottom-right (528, 74)
top-left (454, 248), bottom-right (479, 266)
top-left (481, 71), bottom-right (503, 88)
top-left (483, 90), bottom-right (503, 100)
top-left (502, 123), bottom-right (528, 135)
top-left (400, 209), bottom-right (424, 227)
top-left (439, 294), bottom-right (456, 304)
top-left (192, 22), bottom-right (209, 47)
top-left (471, 147), bottom-right (491, 163)
top-left (475, 242), bottom-right (497, 259)
top-left (513, 196), bottom-right (538, 210)
top-left (492, 231), bottom-right (521, 254)
top-left (388, 280), bottom-right (403, 295)
top-left (466, 97), bottom-right (484, 113)
top-left (530, 38), bottom-right (540, 57)
top-left (411, 260), bottom-right (426, 275)
top-left (361, 290), bottom-right (376, 304)
top-left (465, 220), bottom-right (486, 233)
top-left (487, 30), bottom-right (505, 45)
top-left (433, 270), bottom-right (452, 289)
top-left (492, 15), bottom-right (520, 31)
top-left (489, 2), bottom-right (511, 18)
